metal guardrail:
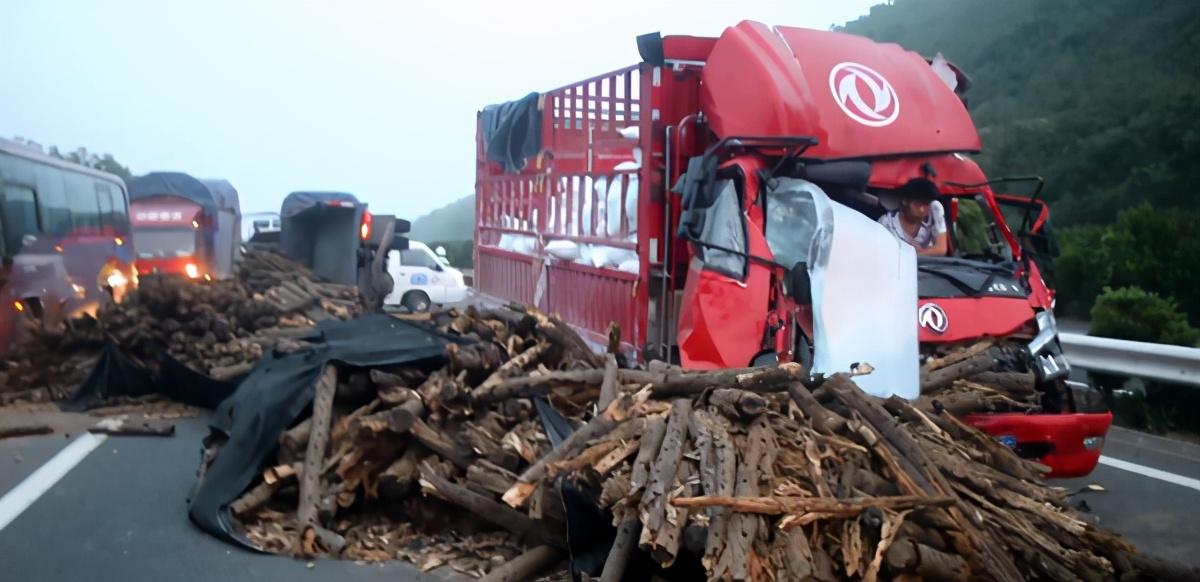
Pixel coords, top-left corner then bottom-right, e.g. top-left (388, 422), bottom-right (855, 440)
top-left (1059, 333), bottom-right (1200, 386)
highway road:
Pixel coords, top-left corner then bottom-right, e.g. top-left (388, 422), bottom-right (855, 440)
top-left (1, 411), bottom-right (1198, 580)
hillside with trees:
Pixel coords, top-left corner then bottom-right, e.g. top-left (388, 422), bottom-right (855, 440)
top-left (843, 0), bottom-right (1200, 329)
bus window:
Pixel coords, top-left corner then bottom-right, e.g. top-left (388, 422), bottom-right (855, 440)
top-left (1, 184), bottom-right (39, 255)
top-left (95, 181), bottom-right (116, 235)
top-left (35, 163), bottom-right (71, 236)
top-left (65, 172), bottom-right (100, 233)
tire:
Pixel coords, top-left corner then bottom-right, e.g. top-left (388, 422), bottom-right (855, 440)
top-left (401, 290), bottom-right (431, 313)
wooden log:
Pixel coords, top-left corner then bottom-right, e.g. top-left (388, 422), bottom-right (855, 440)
top-left (355, 397), bottom-right (426, 436)
top-left (921, 352), bottom-right (995, 394)
top-left (597, 353), bottom-right (620, 411)
top-left (296, 365), bottom-right (338, 554)
top-left (628, 415), bottom-right (669, 495)
top-left (709, 388), bottom-right (768, 420)
top-left (378, 447), bottom-right (423, 499)
top-left (648, 459), bottom-right (694, 566)
top-left (787, 380), bottom-right (847, 435)
top-left (638, 399), bottom-right (692, 547)
top-left (702, 412), bottom-right (736, 572)
top-left (418, 462), bottom-right (565, 550)
top-left (230, 463), bottom-right (302, 516)
top-left (716, 416), bottom-right (772, 582)
top-left (885, 539), bottom-right (969, 582)
top-left (922, 340), bottom-right (993, 372)
top-left (967, 371), bottom-right (1037, 397)
top-left (481, 364), bottom-right (804, 403)
top-left (466, 460), bottom-right (519, 497)
top-left (408, 418), bottom-right (473, 470)
top-left (671, 494), bottom-right (955, 515)
top-left (479, 545), bottom-right (562, 582)
top-left (209, 360), bottom-right (255, 381)
top-left (502, 394), bottom-right (637, 508)
top-left (89, 419), bottom-right (175, 437)
top-left (474, 341), bottom-right (548, 399)
top-left (600, 515), bottom-right (641, 582)
top-left (0, 424), bottom-right (53, 439)
top-left (277, 418), bottom-right (311, 465)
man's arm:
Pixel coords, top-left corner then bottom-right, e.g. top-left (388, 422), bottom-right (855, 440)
top-left (917, 232), bottom-right (948, 256)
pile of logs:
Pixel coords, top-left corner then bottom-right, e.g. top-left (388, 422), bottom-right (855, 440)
top-left (0, 251), bottom-right (363, 401)
top-left (918, 340), bottom-right (1045, 416)
top-left (227, 306), bottom-right (1193, 582)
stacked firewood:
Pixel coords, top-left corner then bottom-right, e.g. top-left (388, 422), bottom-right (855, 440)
top-left (918, 340), bottom-right (1045, 416)
top-left (0, 251), bottom-right (363, 401)
top-left (228, 307), bottom-right (1193, 582)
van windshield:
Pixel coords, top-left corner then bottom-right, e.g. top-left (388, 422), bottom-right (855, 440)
top-left (133, 228), bottom-right (197, 258)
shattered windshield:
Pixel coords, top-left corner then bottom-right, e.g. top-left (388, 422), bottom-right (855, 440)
top-left (133, 228), bottom-right (197, 258)
top-left (765, 178), bottom-right (825, 270)
top-left (951, 195), bottom-right (1013, 262)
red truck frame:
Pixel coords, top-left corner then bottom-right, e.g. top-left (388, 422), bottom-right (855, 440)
top-left (474, 22), bottom-right (1110, 477)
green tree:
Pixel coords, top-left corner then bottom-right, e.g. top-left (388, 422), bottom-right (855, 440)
top-left (47, 145), bottom-right (133, 181)
top-left (1090, 286), bottom-right (1200, 347)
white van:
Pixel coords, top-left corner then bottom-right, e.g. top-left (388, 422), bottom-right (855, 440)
top-left (385, 241), bottom-right (469, 311)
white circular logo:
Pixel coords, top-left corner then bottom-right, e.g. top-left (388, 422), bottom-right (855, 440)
top-left (918, 303), bottom-right (948, 334)
top-left (829, 62), bottom-right (900, 127)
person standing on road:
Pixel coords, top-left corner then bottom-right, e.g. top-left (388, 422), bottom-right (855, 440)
top-left (878, 177), bottom-right (948, 256)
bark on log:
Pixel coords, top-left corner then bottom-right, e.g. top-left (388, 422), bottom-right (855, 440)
top-left (629, 415), bottom-right (669, 495)
top-left (479, 545), bottom-right (562, 582)
top-left (418, 462), bottom-right (565, 550)
top-left (378, 446), bottom-right (423, 499)
top-left (0, 424), bottom-right (53, 439)
top-left (356, 397), bottom-right (426, 436)
top-left (671, 494), bottom-right (955, 515)
top-left (598, 353), bottom-right (620, 411)
top-left (231, 463), bottom-right (302, 516)
top-left (600, 516), bottom-right (641, 582)
top-left (296, 364), bottom-right (338, 553)
top-left (718, 415), bottom-right (772, 582)
top-left (922, 340), bottom-right (993, 372)
top-left (408, 418), bottom-right (473, 470)
top-left (787, 380), bottom-right (847, 435)
top-left (885, 539), bottom-right (970, 582)
top-left (702, 412), bottom-right (736, 572)
top-left (709, 388), bottom-right (768, 420)
top-left (967, 371), bottom-right (1037, 397)
top-left (481, 364), bottom-right (805, 403)
top-left (921, 353), bottom-right (996, 394)
top-left (89, 420), bottom-right (175, 437)
top-left (466, 460), bottom-right (519, 497)
top-left (638, 399), bottom-right (692, 545)
top-left (474, 341), bottom-right (547, 400)
top-left (502, 394), bottom-right (636, 508)
top-left (210, 360), bottom-right (255, 381)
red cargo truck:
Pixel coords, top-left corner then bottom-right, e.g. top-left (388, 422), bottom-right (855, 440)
top-left (474, 21), bottom-right (1110, 477)
top-left (127, 172), bottom-right (241, 280)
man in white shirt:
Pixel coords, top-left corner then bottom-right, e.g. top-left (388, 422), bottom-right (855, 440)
top-left (878, 178), bottom-right (948, 256)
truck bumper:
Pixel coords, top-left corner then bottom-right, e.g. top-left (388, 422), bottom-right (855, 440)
top-left (965, 412), bottom-right (1113, 478)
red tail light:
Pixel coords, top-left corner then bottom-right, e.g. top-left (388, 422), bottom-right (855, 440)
top-left (361, 210), bottom-right (373, 241)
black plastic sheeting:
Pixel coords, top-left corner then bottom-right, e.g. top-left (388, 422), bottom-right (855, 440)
top-left (188, 314), bottom-right (460, 547)
top-left (480, 92), bottom-right (542, 173)
top-left (63, 342), bottom-right (241, 412)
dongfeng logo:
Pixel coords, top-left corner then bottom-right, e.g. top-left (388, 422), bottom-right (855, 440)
top-left (829, 62), bottom-right (900, 127)
top-left (918, 303), bottom-right (948, 334)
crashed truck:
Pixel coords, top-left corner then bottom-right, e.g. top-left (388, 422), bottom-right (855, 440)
top-left (473, 21), bottom-right (1111, 477)
top-left (127, 172), bottom-right (242, 280)
top-left (278, 191), bottom-right (409, 311)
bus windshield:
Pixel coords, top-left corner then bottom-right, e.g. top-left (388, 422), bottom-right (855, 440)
top-left (133, 228), bottom-right (197, 258)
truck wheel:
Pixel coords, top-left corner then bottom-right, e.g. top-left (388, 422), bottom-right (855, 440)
top-left (402, 291), bottom-right (431, 313)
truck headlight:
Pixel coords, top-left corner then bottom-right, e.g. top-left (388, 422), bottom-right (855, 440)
top-left (185, 263), bottom-right (200, 279)
top-left (106, 270), bottom-right (129, 289)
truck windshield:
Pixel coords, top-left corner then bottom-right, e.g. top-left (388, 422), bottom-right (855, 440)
top-left (951, 196), bottom-right (1013, 262)
top-left (133, 228), bottom-right (197, 258)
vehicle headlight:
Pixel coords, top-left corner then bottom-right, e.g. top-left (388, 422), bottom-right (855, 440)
top-left (106, 270), bottom-right (129, 289)
top-left (185, 263), bottom-right (200, 279)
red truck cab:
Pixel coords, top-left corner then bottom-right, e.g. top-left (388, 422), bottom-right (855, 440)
top-left (128, 173), bottom-right (241, 281)
top-left (474, 21), bottom-right (1109, 477)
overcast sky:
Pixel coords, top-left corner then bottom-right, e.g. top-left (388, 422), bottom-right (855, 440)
top-left (1, 0), bottom-right (880, 218)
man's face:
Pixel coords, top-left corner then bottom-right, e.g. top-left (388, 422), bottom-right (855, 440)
top-left (902, 198), bottom-right (931, 221)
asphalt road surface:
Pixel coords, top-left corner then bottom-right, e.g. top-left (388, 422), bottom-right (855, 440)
top-left (1, 414), bottom-right (1198, 580)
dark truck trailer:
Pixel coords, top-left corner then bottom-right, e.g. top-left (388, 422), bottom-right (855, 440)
top-left (127, 172), bottom-right (241, 280)
top-left (279, 191), bottom-right (409, 310)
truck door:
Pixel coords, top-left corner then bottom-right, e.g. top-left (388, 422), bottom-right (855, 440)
top-left (393, 247), bottom-right (447, 304)
top-left (994, 194), bottom-right (1058, 272)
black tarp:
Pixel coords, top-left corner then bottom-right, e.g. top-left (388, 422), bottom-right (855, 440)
top-left (128, 172), bottom-right (239, 215)
top-left (64, 343), bottom-right (241, 411)
top-left (188, 314), bottom-right (459, 547)
top-left (480, 92), bottom-right (542, 173)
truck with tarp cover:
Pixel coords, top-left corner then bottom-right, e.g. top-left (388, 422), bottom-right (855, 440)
top-left (473, 21), bottom-right (1110, 477)
top-left (127, 172), bottom-right (241, 280)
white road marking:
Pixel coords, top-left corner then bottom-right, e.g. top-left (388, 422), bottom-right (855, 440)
top-left (1099, 455), bottom-right (1200, 493)
top-left (0, 433), bottom-right (108, 531)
